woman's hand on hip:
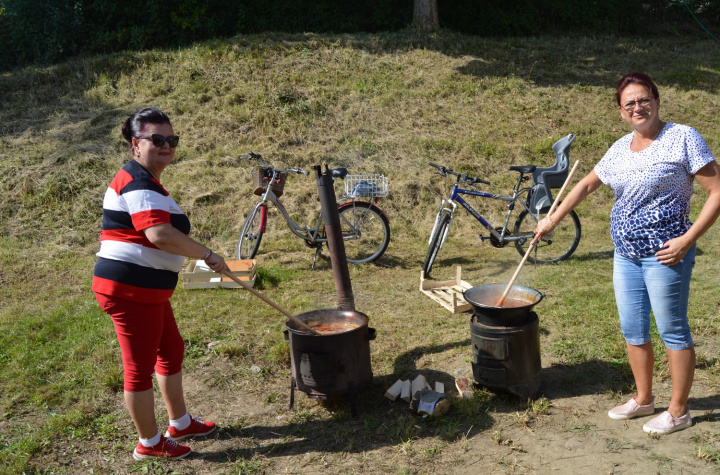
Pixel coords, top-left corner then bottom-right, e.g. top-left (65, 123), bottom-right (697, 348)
top-left (656, 236), bottom-right (692, 266)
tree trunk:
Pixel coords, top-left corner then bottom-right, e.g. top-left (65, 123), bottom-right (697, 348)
top-left (412, 0), bottom-right (439, 32)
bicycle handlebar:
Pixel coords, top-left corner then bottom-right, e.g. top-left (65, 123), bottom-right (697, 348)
top-left (240, 151), bottom-right (262, 160)
top-left (283, 168), bottom-right (310, 176)
top-left (242, 152), bottom-right (345, 180)
top-left (240, 152), bottom-right (310, 176)
top-left (265, 167), bottom-right (310, 178)
top-left (429, 162), bottom-right (491, 186)
top-left (240, 151), bottom-right (268, 168)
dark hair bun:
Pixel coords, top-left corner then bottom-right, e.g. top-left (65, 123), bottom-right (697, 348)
top-left (122, 107), bottom-right (171, 145)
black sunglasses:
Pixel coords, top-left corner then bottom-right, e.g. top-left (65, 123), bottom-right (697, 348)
top-left (136, 134), bottom-right (180, 148)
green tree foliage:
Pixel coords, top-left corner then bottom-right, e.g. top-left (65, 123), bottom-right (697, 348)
top-left (0, 0), bottom-right (412, 70)
top-left (440, 0), bottom-right (642, 36)
top-left (440, 0), bottom-right (720, 36)
top-left (0, 0), bottom-right (717, 71)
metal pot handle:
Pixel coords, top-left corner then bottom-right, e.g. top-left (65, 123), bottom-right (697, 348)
top-left (367, 327), bottom-right (376, 341)
top-left (284, 328), bottom-right (314, 338)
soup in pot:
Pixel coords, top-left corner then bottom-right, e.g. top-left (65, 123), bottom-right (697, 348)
top-left (309, 321), bottom-right (360, 335)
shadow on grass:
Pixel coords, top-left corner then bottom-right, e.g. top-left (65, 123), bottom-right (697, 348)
top-left (574, 250), bottom-right (614, 262)
top-left (540, 358), bottom-right (720, 420)
top-left (386, 244), bottom-right (708, 272)
top-left (197, 377), bottom-right (496, 462)
top-left (427, 255), bottom-right (518, 280)
top-left (452, 37), bottom-right (720, 94)
top-left (195, 338), bottom-right (499, 463)
top-left (540, 359), bottom-right (633, 399)
top-left (392, 338), bottom-right (472, 381)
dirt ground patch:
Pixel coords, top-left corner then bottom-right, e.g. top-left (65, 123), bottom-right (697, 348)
top-left (77, 346), bottom-right (720, 474)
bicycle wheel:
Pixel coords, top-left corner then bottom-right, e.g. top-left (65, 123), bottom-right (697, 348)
top-left (513, 208), bottom-right (581, 264)
top-left (237, 203), bottom-right (266, 259)
top-left (337, 202), bottom-right (390, 264)
top-left (422, 214), bottom-right (451, 277)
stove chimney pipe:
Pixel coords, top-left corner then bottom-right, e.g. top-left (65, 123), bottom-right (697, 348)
top-left (315, 165), bottom-right (355, 311)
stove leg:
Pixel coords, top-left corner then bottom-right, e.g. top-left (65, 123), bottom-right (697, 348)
top-left (348, 382), bottom-right (358, 418)
top-left (289, 376), bottom-right (296, 411)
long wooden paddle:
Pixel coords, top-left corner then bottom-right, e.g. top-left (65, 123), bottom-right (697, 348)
top-left (220, 269), bottom-right (319, 335)
top-left (495, 160), bottom-right (580, 307)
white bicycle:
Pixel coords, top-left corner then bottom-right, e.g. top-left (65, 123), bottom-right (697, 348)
top-left (237, 152), bottom-right (391, 267)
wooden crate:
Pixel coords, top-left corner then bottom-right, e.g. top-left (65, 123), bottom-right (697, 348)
top-left (182, 259), bottom-right (256, 289)
top-left (420, 266), bottom-right (473, 313)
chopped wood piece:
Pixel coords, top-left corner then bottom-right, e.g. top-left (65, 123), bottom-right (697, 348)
top-left (411, 374), bottom-right (428, 400)
top-left (400, 380), bottom-right (412, 402)
top-left (455, 377), bottom-right (473, 399)
top-left (434, 382), bottom-right (444, 394)
top-left (384, 379), bottom-right (403, 401)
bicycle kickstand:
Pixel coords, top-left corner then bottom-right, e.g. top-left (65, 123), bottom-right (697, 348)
top-left (312, 244), bottom-right (323, 270)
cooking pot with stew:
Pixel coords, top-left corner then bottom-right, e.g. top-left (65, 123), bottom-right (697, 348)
top-left (285, 309), bottom-right (376, 398)
top-left (464, 283), bottom-right (543, 326)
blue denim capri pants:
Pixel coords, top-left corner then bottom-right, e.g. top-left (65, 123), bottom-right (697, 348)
top-left (613, 244), bottom-right (696, 351)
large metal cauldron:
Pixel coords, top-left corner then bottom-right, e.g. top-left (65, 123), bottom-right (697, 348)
top-left (464, 284), bottom-right (543, 399)
top-left (285, 309), bottom-right (375, 400)
top-left (464, 283), bottom-right (543, 326)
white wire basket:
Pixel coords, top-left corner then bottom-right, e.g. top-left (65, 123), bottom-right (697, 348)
top-left (344, 174), bottom-right (389, 198)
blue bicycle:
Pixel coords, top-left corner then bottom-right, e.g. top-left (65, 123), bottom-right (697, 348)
top-left (422, 134), bottom-right (582, 276)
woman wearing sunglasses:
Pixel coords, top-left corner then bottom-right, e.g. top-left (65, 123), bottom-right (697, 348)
top-left (93, 107), bottom-right (230, 459)
top-left (535, 72), bottom-right (720, 435)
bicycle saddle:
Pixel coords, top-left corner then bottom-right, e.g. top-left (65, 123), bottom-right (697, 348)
top-left (508, 165), bottom-right (536, 174)
top-left (330, 168), bottom-right (348, 179)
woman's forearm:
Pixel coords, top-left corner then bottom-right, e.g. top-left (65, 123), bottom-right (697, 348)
top-left (683, 161), bottom-right (720, 245)
top-left (682, 191), bottom-right (720, 246)
top-left (144, 223), bottom-right (209, 259)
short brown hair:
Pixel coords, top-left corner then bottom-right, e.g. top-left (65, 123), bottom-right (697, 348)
top-left (615, 72), bottom-right (659, 106)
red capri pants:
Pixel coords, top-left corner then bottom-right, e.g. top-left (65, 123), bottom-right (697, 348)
top-left (95, 293), bottom-right (185, 392)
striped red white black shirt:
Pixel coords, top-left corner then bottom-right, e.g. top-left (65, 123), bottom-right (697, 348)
top-left (92, 160), bottom-right (190, 303)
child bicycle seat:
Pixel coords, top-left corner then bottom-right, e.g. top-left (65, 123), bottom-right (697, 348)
top-left (528, 134), bottom-right (575, 213)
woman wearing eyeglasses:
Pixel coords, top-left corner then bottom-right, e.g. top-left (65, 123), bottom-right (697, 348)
top-left (535, 72), bottom-right (720, 435)
top-left (93, 107), bottom-right (230, 459)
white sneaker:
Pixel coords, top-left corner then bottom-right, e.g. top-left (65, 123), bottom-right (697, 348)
top-left (642, 410), bottom-right (692, 435)
top-left (608, 396), bottom-right (655, 420)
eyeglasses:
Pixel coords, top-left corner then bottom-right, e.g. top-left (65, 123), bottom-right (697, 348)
top-left (620, 97), bottom-right (653, 112)
top-left (136, 134), bottom-right (180, 148)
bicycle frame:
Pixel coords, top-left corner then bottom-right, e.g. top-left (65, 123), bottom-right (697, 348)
top-left (432, 178), bottom-right (536, 248)
top-left (256, 172), bottom-right (377, 246)
top-left (239, 152), bottom-right (391, 266)
top-left (256, 186), bottom-right (327, 245)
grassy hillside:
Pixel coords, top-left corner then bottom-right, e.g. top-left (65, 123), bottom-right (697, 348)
top-left (2, 30), bottom-right (720, 473)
